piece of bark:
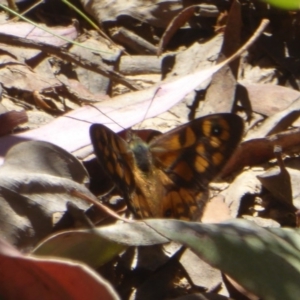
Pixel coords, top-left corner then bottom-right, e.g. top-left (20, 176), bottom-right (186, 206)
top-left (110, 27), bottom-right (157, 55)
top-left (119, 55), bottom-right (163, 75)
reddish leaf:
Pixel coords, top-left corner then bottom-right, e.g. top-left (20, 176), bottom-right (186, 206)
top-left (0, 238), bottom-right (120, 300)
top-left (221, 127), bottom-right (300, 177)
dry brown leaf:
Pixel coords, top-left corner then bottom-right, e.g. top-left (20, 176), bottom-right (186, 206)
top-left (180, 249), bottom-right (226, 296)
top-left (157, 5), bottom-right (202, 56)
top-left (69, 38), bottom-right (122, 94)
top-left (81, 0), bottom-right (183, 28)
top-left (240, 83), bottom-right (300, 116)
top-left (0, 141), bottom-right (91, 251)
top-left (222, 126), bottom-right (300, 177)
top-left (222, 169), bottom-right (263, 218)
top-left (202, 195), bottom-right (231, 224)
top-left (200, 0), bottom-right (241, 116)
top-left (0, 54), bottom-right (61, 92)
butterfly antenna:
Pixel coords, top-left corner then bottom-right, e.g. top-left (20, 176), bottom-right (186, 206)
top-left (137, 87), bottom-right (161, 130)
top-left (64, 104), bottom-right (126, 130)
top-left (89, 104), bottom-right (126, 130)
top-left (63, 115), bottom-right (93, 124)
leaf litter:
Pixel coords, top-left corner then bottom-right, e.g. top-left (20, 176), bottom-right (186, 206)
top-left (1, 1), bottom-right (300, 299)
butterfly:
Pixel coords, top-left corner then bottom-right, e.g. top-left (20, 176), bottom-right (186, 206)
top-left (90, 113), bottom-right (243, 221)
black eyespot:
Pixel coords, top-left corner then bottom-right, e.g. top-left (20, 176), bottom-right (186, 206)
top-left (211, 123), bottom-right (222, 136)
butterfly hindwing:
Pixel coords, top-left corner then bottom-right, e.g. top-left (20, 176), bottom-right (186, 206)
top-left (157, 186), bottom-right (209, 220)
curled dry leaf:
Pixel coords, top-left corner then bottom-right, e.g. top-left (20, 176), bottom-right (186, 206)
top-left (221, 127), bottom-right (300, 177)
top-left (0, 141), bottom-right (92, 251)
top-left (222, 169), bottom-right (263, 218)
top-left (157, 5), bottom-right (208, 56)
top-left (258, 157), bottom-right (300, 211)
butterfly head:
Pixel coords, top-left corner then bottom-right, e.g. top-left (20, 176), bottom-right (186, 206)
top-left (128, 135), bottom-right (152, 173)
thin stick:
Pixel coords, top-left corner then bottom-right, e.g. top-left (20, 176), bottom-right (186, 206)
top-left (137, 87), bottom-right (161, 130)
top-left (88, 104), bottom-right (126, 130)
top-left (71, 189), bottom-right (134, 223)
top-left (214, 19), bottom-right (270, 71)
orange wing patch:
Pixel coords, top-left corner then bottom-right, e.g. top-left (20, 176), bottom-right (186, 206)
top-left (172, 161), bottom-right (194, 181)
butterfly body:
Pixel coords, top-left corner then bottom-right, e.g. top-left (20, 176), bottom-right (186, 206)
top-left (129, 137), bottom-right (153, 173)
top-left (118, 134), bottom-right (170, 218)
top-left (90, 113), bottom-right (243, 220)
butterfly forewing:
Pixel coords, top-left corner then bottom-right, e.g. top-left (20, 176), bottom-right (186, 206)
top-left (89, 124), bottom-right (135, 198)
top-left (149, 113), bottom-right (244, 189)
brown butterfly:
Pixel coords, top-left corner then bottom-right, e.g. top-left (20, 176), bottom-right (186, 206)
top-left (90, 113), bottom-right (243, 221)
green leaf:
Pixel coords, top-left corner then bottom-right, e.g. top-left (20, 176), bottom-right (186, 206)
top-left (32, 221), bottom-right (168, 267)
top-left (145, 218), bottom-right (300, 300)
top-left (33, 230), bottom-right (126, 268)
top-left (262, 0), bottom-right (300, 9)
